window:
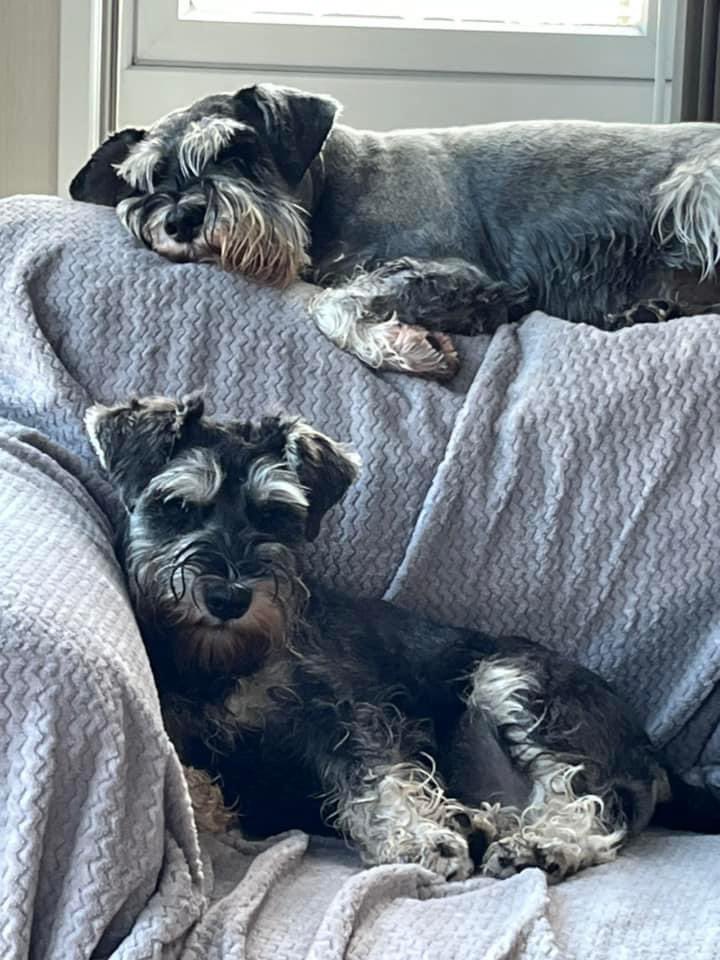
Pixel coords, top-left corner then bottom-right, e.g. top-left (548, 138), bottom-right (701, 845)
top-left (58, 0), bottom-right (673, 197)
top-left (181, 1), bottom-right (646, 31)
top-left (133, 0), bottom-right (662, 78)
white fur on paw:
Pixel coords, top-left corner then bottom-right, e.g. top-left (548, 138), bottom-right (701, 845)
top-left (378, 322), bottom-right (459, 381)
top-left (422, 829), bottom-right (474, 880)
top-left (482, 837), bottom-right (568, 883)
top-left (311, 288), bottom-right (459, 380)
top-left (405, 827), bottom-right (474, 881)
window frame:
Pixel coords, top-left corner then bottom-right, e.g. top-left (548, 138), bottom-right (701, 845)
top-left (133, 0), bottom-right (663, 80)
top-left (56, 0), bottom-right (678, 198)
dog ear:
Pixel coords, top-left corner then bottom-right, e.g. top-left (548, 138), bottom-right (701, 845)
top-left (70, 128), bottom-right (147, 206)
top-left (84, 392), bottom-right (205, 507)
top-left (284, 421), bottom-right (360, 541)
top-left (233, 83), bottom-right (340, 186)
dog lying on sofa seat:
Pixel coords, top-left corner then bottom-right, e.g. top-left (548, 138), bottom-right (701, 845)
top-left (71, 83), bottom-right (720, 379)
top-left (84, 392), bottom-right (720, 883)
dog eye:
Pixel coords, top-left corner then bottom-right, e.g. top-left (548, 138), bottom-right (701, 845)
top-left (151, 158), bottom-right (169, 184)
top-left (247, 501), bottom-right (305, 539)
top-left (157, 496), bottom-right (206, 526)
top-left (215, 137), bottom-right (258, 166)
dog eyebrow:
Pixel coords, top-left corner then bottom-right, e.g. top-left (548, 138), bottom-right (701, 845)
top-left (179, 117), bottom-right (249, 179)
top-left (247, 456), bottom-right (309, 510)
top-left (149, 449), bottom-right (224, 505)
top-left (115, 137), bottom-right (165, 192)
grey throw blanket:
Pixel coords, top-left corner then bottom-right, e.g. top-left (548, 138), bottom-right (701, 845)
top-left (1, 195), bottom-right (719, 959)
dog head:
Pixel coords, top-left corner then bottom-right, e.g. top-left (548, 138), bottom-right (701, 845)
top-left (70, 84), bottom-right (340, 286)
top-left (85, 393), bottom-right (359, 677)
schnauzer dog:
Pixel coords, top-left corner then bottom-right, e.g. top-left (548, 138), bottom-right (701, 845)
top-left (85, 393), bottom-right (718, 882)
top-left (71, 84), bottom-right (720, 380)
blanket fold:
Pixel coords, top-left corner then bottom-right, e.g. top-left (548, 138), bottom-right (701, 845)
top-left (1, 195), bottom-right (719, 958)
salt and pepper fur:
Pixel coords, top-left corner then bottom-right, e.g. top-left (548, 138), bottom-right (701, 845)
top-left (82, 393), bottom-right (713, 882)
top-left (72, 87), bottom-right (720, 378)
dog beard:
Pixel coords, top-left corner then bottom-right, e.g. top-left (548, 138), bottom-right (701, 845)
top-left (127, 531), bottom-right (300, 676)
top-left (117, 177), bottom-right (310, 287)
top-left (172, 581), bottom-right (289, 676)
top-left (138, 573), bottom-right (292, 677)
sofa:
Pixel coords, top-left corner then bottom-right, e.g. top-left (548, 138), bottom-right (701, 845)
top-left (1, 194), bottom-right (719, 959)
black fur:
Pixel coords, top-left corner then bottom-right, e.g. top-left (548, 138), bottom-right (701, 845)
top-left (69, 127), bottom-right (146, 207)
top-left (167, 589), bottom-right (658, 841)
top-left (85, 395), bottom-right (720, 882)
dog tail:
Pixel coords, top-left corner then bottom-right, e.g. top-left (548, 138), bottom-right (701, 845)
top-left (653, 150), bottom-right (720, 280)
top-left (651, 769), bottom-right (720, 833)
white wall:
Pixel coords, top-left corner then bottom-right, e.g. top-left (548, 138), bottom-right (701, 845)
top-left (0, 0), bottom-right (60, 197)
top-left (119, 69), bottom-right (673, 133)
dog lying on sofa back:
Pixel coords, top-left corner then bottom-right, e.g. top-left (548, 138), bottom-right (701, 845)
top-left (71, 84), bottom-right (720, 379)
top-left (85, 393), bottom-right (719, 882)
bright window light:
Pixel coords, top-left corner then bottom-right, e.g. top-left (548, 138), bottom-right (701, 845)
top-left (180, 0), bottom-right (646, 30)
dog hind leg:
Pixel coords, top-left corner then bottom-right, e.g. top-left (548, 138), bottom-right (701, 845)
top-left (480, 767), bottom-right (625, 882)
top-left (467, 657), bottom-right (631, 882)
top-left (654, 151), bottom-right (720, 280)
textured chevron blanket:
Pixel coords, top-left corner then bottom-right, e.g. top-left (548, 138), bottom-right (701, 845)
top-left (1, 194), bottom-right (719, 959)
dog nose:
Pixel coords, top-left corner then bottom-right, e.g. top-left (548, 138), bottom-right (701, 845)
top-left (205, 583), bottom-right (253, 621)
top-left (164, 205), bottom-right (204, 243)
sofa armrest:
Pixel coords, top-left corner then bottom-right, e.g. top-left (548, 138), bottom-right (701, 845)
top-left (0, 423), bottom-right (205, 959)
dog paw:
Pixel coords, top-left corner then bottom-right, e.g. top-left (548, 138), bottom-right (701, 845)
top-left (482, 837), bottom-right (538, 880)
top-left (416, 828), bottom-right (474, 880)
top-left (389, 827), bottom-right (473, 881)
top-left (482, 837), bottom-right (568, 883)
top-left (370, 825), bottom-right (473, 880)
top-left (604, 298), bottom-right (684, 331)
top-left (310, 289), bottom-right (459, 380)
top-left (379, 322), bottom-right (460, 381)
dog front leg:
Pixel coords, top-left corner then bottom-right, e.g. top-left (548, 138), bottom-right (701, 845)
top-left (329, 759), bottom-right (476, 880)
top-left (315, 704), bottom-right (476, 880)
top-left (309, 257), bottom-right (521, 380)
